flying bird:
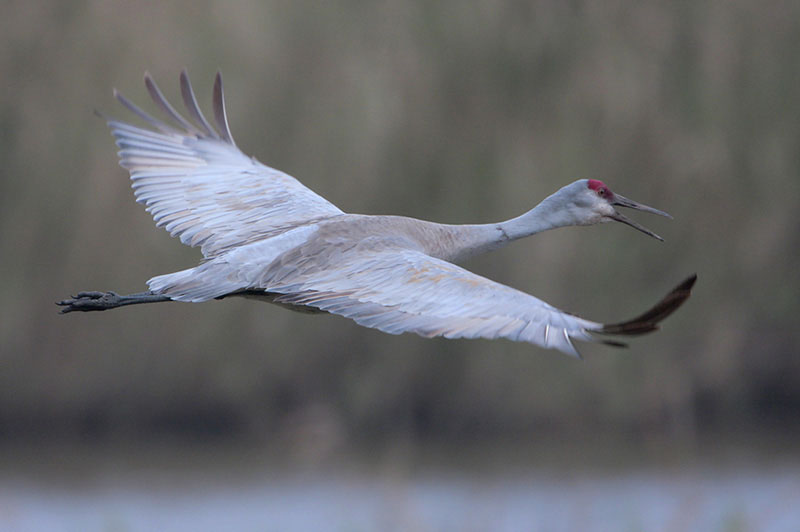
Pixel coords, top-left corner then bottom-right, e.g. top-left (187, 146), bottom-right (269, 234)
top-left (58, 71), bottom-right (695, 357)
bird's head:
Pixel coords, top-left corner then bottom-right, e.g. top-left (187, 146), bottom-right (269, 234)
top-left (555, 179), bottom-right (672, 241)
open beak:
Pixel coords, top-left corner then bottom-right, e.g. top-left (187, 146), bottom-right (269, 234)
top-left (609, 194), bottom-right (672, 241)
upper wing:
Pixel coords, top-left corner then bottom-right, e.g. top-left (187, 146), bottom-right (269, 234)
top-left (107, 71), bottom-right (344, 257)
top-left (260, 243), bottom-right (604, 357)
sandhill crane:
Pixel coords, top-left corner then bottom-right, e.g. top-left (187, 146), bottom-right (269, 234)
top-left (58, 71), bottom-right (695, 357)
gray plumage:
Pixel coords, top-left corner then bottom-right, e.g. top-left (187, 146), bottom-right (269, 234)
top-left (59, 71), bottom-right (696, 357)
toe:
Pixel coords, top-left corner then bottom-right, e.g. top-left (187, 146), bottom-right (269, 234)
top-left (75, 291), bottom-right (107, 299)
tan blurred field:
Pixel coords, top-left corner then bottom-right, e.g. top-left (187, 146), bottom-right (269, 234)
top-left (1, 0), bottom-right (798, 461)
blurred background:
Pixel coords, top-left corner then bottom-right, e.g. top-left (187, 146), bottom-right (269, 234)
top-left (2, 0), bottom-right (799, 530)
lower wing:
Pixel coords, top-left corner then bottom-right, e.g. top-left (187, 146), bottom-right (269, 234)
top-left (258, 245), bottom-right (695, 357)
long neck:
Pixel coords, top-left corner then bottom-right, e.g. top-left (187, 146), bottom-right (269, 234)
top-left (498, 193), bottom-right (575, 241)
top-left (433, 193), bottom-right (574, 263)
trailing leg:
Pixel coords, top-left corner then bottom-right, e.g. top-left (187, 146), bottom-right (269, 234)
top-left (57, 291), bottom-right (172, 313)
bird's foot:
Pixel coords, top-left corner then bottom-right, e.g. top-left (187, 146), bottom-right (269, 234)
top-left (57, 291), bottom-right (123, 313)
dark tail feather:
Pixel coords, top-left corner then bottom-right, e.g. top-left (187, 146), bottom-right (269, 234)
top-left (599, 339), bottom-right (629, 348)
top-left (596, 274), bottom-right (697, 336)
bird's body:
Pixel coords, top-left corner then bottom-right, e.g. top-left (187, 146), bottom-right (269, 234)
top-left (59, 72), bottom-right (695, 357)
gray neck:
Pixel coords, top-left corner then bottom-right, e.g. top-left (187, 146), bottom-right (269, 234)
top-left (498, 193), bottom-right (575, 241)
top-left (440, 194), bottom-right (574, 263)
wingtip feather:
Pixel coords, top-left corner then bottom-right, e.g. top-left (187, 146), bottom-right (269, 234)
top-left (212, 71), bottom-right (235, 145)
top-left (114, 87), bottom-right (179, 135)
top-left (144, 71), bottom-right (199, 134)
top-left (597, 274), bottom-right (697, 337)
top-left (178, 69), bottom-right (220, 138)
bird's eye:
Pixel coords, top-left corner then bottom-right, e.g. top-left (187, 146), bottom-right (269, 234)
top-left (597, 188), bottom-right (605, 196)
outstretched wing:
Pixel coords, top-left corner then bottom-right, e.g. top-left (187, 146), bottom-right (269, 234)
top-left (260, 243), bottom-right (694, 357)
top-left (107, 71), bottom-right (344, 257)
